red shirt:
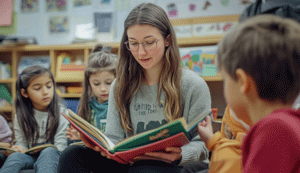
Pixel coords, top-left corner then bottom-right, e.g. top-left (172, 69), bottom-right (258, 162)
top-left (242, 109), bottom-right (300, 173)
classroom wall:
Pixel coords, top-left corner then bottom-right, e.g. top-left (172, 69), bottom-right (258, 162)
top-left (3, 0), bottom-right (255, 45)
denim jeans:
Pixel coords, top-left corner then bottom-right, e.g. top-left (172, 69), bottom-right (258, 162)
top-left (0, 147), bottom-right (60, 173)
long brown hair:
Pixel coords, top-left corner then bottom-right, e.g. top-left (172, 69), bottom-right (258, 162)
top-left (15, 66), bottom-right (62, 146)
top-left (77, 44), bottom-right (117, 122)
top-left (114, 3), bottom-right (182, 136)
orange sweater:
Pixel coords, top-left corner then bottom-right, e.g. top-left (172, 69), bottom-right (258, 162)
top-left (206, 107), bottom-right (248, 173)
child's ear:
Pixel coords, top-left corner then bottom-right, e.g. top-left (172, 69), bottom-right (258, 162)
top-left (20, 88), bottom-right (29, 98)
top-left (165, 35), bottom-right (171, 47)
top-left (236, 68), bottom-right (256, 94)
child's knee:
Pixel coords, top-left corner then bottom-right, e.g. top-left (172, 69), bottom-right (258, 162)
top-left (7, 152), bottom-right (25, 160)
top-left (39, 147), bottom-right (59, 156)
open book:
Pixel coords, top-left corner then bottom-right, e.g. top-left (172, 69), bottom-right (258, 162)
top-left (0, 144), bottom-right (57, 156)
top-left (62, 109), bottom-right (212, 164)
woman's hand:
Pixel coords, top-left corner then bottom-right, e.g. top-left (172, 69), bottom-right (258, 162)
top-left (66, 126), bottom-right (81, 140)
top-left (80, 134), bottom-right (110, 159)
top-left (134, 147), bottom-right (182, 164)
top-left (11, 145), bottom-right (27, 153)
top-left (197, 115), bottom-right (214, 144)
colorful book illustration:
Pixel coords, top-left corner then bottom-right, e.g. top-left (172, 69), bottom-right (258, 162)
top-left (62, 109), bottom-right (212, 164)
top-left (0, 144), bottom-right (57, 157)
top-left (180, 46), bottom-right (218, 76)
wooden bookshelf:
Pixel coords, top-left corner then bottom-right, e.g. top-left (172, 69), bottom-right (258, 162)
top-left (0, 105), bottom-right (13, 112)
top-left (0, 14), bottom-right (240, 119)
top-left (177, 35), bottom-right (223, 47)
top-left (202, 74), bottom-right (223, 82)
top-left (55, 78), bottom-right (84, 83)
top-left (0, 78), bottom-right (14, 83)
top-left (59, 93), bottom-right (82, 98)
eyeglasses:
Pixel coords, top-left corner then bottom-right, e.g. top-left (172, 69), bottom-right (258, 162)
top-left (124, 37), bottom-right (163, 52)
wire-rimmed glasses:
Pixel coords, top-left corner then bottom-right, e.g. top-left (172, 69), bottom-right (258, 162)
top-left (124, 37), bottom-right (163, 52)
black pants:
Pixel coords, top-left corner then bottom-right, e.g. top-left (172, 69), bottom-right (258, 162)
top-left (57, 145), bottom-right (182, 173)
top-left (181, 161), bottom-right (208, 173)
top-left (0, 153), bottom-right (6, 168)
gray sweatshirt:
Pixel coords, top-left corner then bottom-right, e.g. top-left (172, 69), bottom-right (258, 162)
top-left (14, 107), bottom-right (69, 152)
top-left (105, 68), bottom-right (211, 166)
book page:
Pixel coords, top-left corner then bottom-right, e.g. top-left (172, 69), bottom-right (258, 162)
top-left (0, 146), bottom-right (15, 153)
top-left (25, 144), bottom-right (57, 155)
top-left (0, 142), bottom-right (11, 148)
top-left (68, 110), bottom-right (115, 150)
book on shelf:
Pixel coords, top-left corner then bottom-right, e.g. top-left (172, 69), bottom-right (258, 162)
top-left (0, 143), bottom-right (57, 157)
top-left (62, 109), bottom-right (212, 164)
top-left (0, 84), bottom-right (12, 104)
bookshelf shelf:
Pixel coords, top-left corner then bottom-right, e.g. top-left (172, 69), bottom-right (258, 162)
top-left (55, 78), bottom-right (83, 83)
top-left (0, 15), bottom-right (239, 120)
top-left (0, 78), bottom-right (14, 83)
top-left (0, 106), bottom-right (13, 112)
top-left (202, 74), bottom-right (223, 81)
top-left (59, 93), bottom-right (82, 98)
top-left (177, 35), bottom-right (223, 47)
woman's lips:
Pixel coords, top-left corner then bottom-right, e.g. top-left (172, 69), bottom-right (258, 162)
top-left (140, 58), bottom-right (151, 63)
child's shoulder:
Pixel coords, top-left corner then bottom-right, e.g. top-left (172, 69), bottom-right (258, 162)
top-left (266, 109), bottom-right (300, 122)
top-left (253, 109), bottom-right (300, 133)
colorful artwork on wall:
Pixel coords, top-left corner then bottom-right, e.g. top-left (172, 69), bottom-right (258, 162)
top-left (46, 0), bottom-right (67, 12)
top-left (167, 3), bottom-right (178, 18)
top-left (74, 0), bottom-right (91, 7)
top-left (180, 46), bottom-right (218, 76)
top-left (21, 0), bottom-right (39, 13)
top-left (49, 16), bottom-right (69, 33)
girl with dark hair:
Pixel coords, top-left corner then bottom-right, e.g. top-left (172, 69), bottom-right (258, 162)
top-left (0, 65), bottom-right (69, 173)
top-left (58, 3), bottom-right (211, 173)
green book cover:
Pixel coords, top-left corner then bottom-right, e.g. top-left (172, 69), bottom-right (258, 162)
top-left (113, 119), bottom-right (189, 152)
top-left (65, 109), bottom-right (211, 153)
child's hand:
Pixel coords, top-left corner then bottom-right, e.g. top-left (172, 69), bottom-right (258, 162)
top-left (80, 134), bottom-right (110, 159)
top-left (11, 145), bottom-right (27, 153)
top-left (197, 116), bottom-right (214, 144)
top-left (66, 126), bottom-right (81, 140)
